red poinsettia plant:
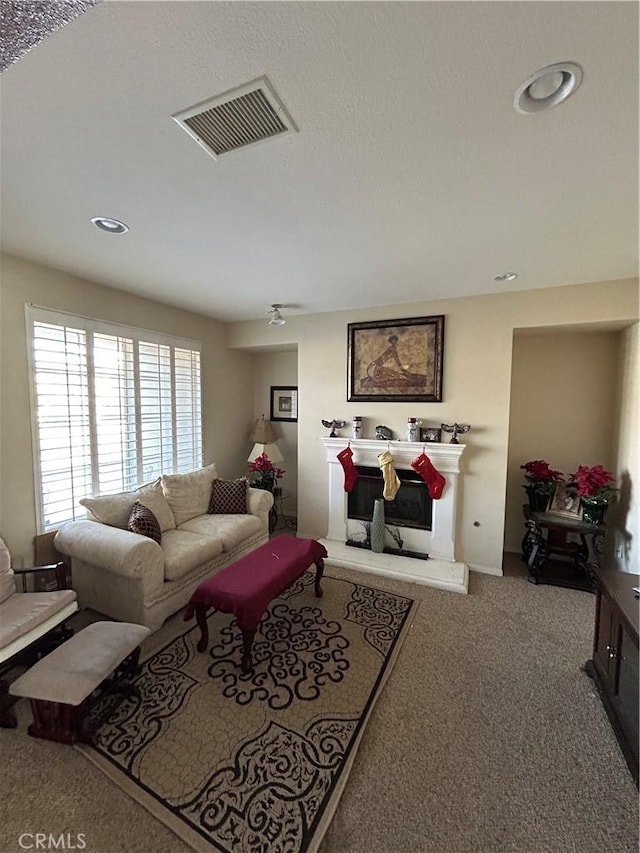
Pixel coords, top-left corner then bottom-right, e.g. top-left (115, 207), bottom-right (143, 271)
top-left (247, 453), bottom-right (285, 491)
top-left (570, 465), bottom-right (616, 502)
top-left (520, 460), bottom-right (564, 484)
top-left (520, 459), bottom-right (564, 511)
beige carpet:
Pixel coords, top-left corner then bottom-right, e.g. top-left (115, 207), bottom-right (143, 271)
top-left (1, 556), bottom-right (637, 853)
top-left (76, 570), bottom-right (416, 853)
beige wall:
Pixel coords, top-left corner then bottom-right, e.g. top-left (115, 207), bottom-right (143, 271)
top-left (505, 330), bottom-right (620, 553)
top-left (0, 254), bottom-right (255, 563)
top-left (250, 349), bottom-right (299, 515)
top-left (228, 278), bottom-right (639, 573)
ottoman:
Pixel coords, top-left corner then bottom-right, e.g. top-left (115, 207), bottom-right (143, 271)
top-left (184, 535), bottom-right (327, 672)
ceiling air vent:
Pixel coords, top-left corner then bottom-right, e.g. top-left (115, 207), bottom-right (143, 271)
top-left (172, 76), bottom-right (298, 160)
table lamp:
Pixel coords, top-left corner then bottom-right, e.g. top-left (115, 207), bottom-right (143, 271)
top-left (248, 415), bottom-right (283, 463)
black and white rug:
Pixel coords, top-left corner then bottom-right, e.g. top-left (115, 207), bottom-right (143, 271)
top-left (78, 571), bottom-right (416, 853)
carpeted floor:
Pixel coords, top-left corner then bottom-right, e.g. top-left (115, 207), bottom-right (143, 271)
top-left (1, 553), bottom-right (638, 853)
top-left (77, 570), bottom-right (416, 852)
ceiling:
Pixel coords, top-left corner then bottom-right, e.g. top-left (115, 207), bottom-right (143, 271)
top-left (1, 1), bottom-right (638, 323)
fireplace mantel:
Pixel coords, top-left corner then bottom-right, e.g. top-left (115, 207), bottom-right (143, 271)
top-left (319, 437), bottom-right (468, 594)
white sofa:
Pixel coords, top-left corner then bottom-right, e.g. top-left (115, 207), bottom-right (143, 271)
top-left (54, 464), bottom-right (273, 632)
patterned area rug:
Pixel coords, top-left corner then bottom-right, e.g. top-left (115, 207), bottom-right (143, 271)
top-left (77, 570), bottom-right (416, 853)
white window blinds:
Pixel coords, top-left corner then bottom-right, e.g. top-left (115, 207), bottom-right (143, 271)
top-left (27, 307), bottom-right (202, 531)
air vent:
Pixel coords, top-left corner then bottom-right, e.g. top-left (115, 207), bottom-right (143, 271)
top-left (172, 76), bottom-right (298, 160)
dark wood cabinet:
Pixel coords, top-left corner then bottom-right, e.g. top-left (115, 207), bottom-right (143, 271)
top-left (586, 566), bottom-right (639, 786)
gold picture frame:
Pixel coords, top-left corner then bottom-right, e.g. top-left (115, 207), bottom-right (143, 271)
top-left (347, 315), bottom-right (445, 402)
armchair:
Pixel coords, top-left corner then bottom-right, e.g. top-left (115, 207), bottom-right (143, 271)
top-left (0, 537), bottom-right (78, 727)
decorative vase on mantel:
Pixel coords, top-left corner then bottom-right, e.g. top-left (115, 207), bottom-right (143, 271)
top-left (370, 499), bottom-right (385, 553)
top-left (580, 497), bottom-right (607, 526)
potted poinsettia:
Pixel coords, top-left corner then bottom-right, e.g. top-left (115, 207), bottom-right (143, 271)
top-left (520, 459), bottom-right (564, 512)
top-left (570, 464), bottom-right (617, 525)
top-left (247, 453), bottom-right (285, 493)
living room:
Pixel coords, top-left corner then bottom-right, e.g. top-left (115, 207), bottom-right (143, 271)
top-left (1, 2), bottom-right (638, 852)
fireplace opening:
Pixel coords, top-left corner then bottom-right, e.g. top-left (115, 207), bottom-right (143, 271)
top-left (347, 466), bottom-right (432, 531)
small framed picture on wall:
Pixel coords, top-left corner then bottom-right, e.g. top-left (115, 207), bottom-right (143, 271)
top-left (270, 386), bottom-right (298, 422)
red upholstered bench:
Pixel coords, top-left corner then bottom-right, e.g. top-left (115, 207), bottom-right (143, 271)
top-left (184, 536), bottom-right (327, 673)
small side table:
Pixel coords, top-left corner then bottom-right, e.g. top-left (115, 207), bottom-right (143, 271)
top-left (521, 506), bottom-right (604, 592)
top-left (273, 487), bottom-right (295, 530)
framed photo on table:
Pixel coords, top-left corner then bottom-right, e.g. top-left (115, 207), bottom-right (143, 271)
top-left (547, 484), bottom-right (581, 518)
top-left (420, 427), bottom-right (442, 443)
top-left (347, 315), bottom-right (445, 403)
top-left (270, 386), bottom-right (298, 422)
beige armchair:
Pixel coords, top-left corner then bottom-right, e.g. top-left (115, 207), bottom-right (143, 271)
top-left (0, 537), bottom-right (78, 727)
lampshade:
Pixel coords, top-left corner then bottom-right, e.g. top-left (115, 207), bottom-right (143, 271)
top-left (249, 415), bottom-right (277, 444)
top-left (248, 442), bottom-right (284, 464)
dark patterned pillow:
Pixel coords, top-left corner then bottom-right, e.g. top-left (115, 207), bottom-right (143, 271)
top-left (128, 501), bottom-right (162, 544)
top-left (208, 479), bottom-right (248, 514)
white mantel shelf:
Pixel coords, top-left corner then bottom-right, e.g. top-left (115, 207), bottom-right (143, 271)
top-left (320, 437), bottom-right (469, 595)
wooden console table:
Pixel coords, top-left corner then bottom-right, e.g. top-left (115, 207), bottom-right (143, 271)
top-left (521, 507), bottom-right (605, 591)
top-left (585, 565), bottom-right (639, 786)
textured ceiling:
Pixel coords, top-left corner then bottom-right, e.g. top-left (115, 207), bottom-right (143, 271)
top-left (1, 1), bottom-right (638, 323)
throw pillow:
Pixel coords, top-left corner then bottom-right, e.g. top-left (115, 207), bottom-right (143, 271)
top-left (128, 501), bottom-right (162, 545)
top-left (208, 478), bottom-right (248, 515)
top-left (80, 478), bottom-right (170, 530)
top-left (161, 463), bottom-right (218, 526)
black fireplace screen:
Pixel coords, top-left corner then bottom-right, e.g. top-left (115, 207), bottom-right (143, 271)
top-left (347, 466), bottom-right (432, 530)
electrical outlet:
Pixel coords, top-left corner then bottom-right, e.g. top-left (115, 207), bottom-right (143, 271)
top-left (615, 545), bottom-right (624, 559)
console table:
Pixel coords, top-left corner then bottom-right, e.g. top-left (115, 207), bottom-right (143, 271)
top-left (521, 507), bottom-right (604, 591)
top-left (585, 566), bottom-right (639, 786)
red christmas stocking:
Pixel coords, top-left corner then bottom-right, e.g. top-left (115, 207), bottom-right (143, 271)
top-left (411, 453), bottom-right (446, 499)
top-left (337, 446), bottom-right (359, 493)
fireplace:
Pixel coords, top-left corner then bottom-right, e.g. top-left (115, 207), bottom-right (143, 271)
top-left (348, 467), bottom-right (432, 532)
top-left (319, 437), bottom-right (468, 594)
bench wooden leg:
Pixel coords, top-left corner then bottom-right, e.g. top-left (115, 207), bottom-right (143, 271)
top-left (195, 606), bottom-right (209, 652)
top-left (28, 699), bottom-right (82, 744)
top-left (314, 558), bottom-right (324, 598)
top-left (241, 626), bottom-right (256, 674)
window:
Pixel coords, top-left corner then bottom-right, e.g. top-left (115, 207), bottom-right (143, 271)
top-left (27, 306), bottom-right (202, 531)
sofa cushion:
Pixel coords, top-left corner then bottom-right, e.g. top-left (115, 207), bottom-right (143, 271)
top-left (161, 528), bottom-right (224, 580)
top-left (179, 514), bottom-right (261, 553)
top-left (80, 479), bottom-right (174, 531)
top-left (0, 538), bottom-right (15, 604)
top-left (128, 501), bottom-right (162, 545)
top-left (135, 486), bottom-right (176, 533)
top-left (161, 463), bottom-right (218, 526)
top-left (208, 478), bottom-right (248, 515)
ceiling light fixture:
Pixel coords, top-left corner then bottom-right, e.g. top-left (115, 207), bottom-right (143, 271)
top-left (513, 61), bottom-right (583, 114)
top-left (90, 216), bottom-right (129, 234)
top-left (268, 304), bottom-right (286, 326)
top-left (494, 272), bottom-right (519, 282)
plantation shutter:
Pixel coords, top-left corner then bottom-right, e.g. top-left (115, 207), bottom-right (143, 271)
top-left (28, 307), bottom-right (203, 532)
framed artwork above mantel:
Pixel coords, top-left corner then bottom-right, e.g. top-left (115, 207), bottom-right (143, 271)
top-left (347, 315), bottom-right (444, 402)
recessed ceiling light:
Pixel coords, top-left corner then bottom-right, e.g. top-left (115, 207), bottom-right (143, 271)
top-left (494, 272), bottom-right (519, 282)
top-left (514, 62), bottom-right (583, 114)
top-left (91, 216), bottom-right (129, 234)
